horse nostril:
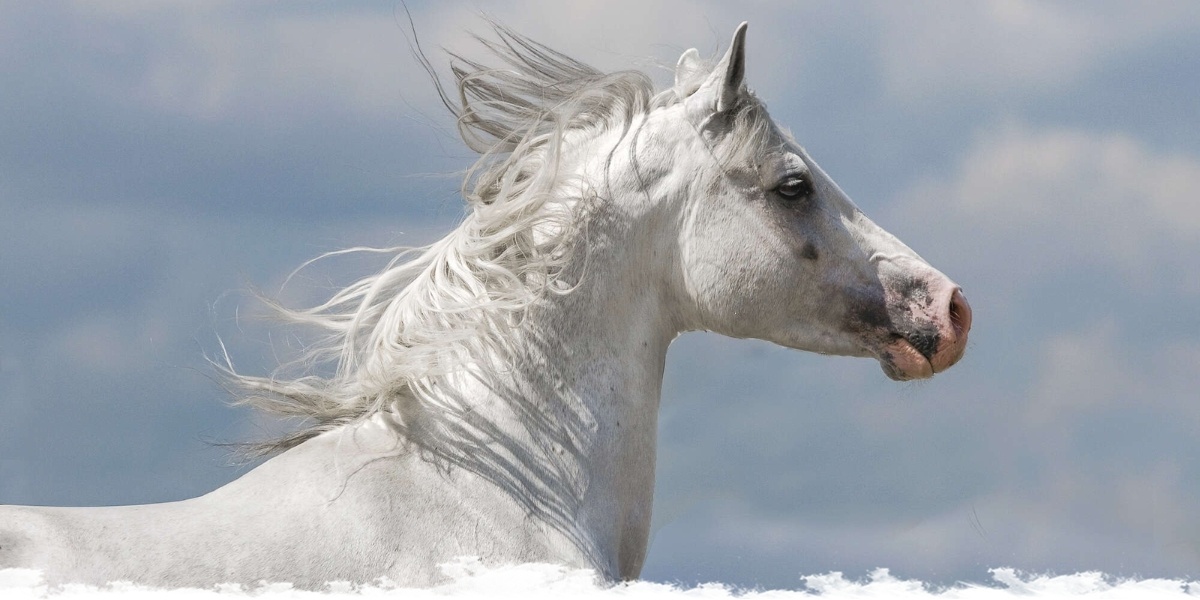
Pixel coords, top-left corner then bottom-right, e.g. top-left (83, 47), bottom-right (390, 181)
top-left (948, 288), bottom-right (972, 339)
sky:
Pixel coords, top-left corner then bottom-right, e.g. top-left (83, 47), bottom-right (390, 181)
top-left (2, 0), bottom-right (1200, 590)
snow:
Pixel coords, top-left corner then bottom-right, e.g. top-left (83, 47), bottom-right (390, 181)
top-left (3, 559), bottom-right (1198, 599)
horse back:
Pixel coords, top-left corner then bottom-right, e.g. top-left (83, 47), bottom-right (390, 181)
top-left (0, 500), bottom-right (240, 586)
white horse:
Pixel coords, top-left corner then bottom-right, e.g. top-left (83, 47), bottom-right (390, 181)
top-left (0, 23), bottom-right (970, 588)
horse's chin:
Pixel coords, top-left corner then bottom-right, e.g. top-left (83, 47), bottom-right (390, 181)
top-left (876, 337), bottom-right (934, 381)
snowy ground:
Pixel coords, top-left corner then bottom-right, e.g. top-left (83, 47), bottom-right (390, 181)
top-left (3, 560), bottom-right (1198, 599)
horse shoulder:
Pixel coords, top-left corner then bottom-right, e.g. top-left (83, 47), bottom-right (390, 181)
top-left (236, 428), bottom-right (593, 580)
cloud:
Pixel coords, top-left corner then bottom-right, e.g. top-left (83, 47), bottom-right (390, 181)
top-left (1026, 319), bottom-right (1127, 424)
top-left (890, 123), bottom-right (1200, 297)
top-left (49, 4), bottom-right (417, 122)
top-left (50, 0), bottom-right (842, 125)
top-left (38, 2), bottom-right (751, 124)
top-left (874, 0), bottom-right (1200, 105)
top-left (1018, 319), bottom-right (1200, 427)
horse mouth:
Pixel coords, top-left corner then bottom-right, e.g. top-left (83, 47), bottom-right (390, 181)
top-left (876, 336), bottom-right (934, 381)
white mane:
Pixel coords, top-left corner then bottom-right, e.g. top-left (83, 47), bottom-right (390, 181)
top-left (229, 24), bottom-right (771, 455)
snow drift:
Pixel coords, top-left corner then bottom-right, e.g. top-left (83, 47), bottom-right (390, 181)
top-left (3, 559), bottom-right (1199, 599)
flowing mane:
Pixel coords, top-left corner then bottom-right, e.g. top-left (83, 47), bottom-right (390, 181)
top-left (228, 25), bottom-right (710, 455)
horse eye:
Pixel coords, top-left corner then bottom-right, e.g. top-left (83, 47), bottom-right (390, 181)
top-left (775, 176), bottom-right (812, 199)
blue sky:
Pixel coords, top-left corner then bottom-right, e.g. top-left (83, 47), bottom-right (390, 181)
top-left (3, 0), bottom-right (1200, 589)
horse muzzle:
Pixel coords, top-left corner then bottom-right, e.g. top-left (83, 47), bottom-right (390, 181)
top-left (878, 286), bottom-right (972, 381)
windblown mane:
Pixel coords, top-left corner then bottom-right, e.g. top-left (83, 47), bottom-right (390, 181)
top-left (229, 24), bottom-right (773, 455)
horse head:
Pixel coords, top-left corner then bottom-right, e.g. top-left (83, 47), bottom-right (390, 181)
top-left (648, 23), bottom-right (971, 380)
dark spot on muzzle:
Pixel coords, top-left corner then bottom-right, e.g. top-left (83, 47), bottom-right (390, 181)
top-left (882, 274), bottom-right (941, 360)
top-left (903, 328), bottom-right (940, 361)
top-left (843, 288), bottom-right (891, 332)
top-left (800, 242), bottom-right (819, 261)
top-left (894, 276), bottom-right (933, 308)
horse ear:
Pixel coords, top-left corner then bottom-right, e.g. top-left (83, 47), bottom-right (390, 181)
top-left (674, 48), bottom-right (706, 97)
top-left (684, 22), bottom-right (749, 121)
top-left (715, 22), bottom-right (748, 113)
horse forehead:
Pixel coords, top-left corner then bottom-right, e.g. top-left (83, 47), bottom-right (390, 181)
top-left (634, 103), bottom-right (811, 180)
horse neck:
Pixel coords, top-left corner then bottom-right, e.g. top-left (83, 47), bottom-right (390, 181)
top-left (420, 162), bottom-right (681, 571)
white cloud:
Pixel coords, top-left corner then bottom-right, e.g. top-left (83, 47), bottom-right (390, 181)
top-left (875, 0), bottom-right (1200, 104)
top-left (39, 2), bottom-right (817, 124)
top-left (46, 3), bottom-right (455, 121)
top-left (892, 123), bottom-right (1200, 291)
top-left (1025, 318), bottom-right (1200, 423)
top-left (1026, 319), bottom-right (1127, 424)
top-left (34, 1), bottom-right (1200, 148)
